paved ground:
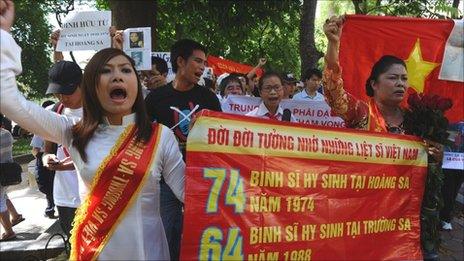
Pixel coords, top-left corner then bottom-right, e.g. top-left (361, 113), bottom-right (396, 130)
top-left (439, 205), bottom-right (464, 261)
top-left (1, 159), bottom-right (463, 260)
top-left (0, 161), bottom-right (66, 260)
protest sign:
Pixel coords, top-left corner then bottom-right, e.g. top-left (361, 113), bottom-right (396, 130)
top-left (123, 27), bottom-right (151, 70)
top-left (57, 11), bottom-right (111, 51)
top-left (181, 110), bottom-right (427, 260)
top-left (442, 152), bottom-right (464, 170)
top-left (221, 95), bottom-right (345, 127)
top-left (221, 95), bottom-right (261, 114)
top-left (443, 122), bottom-right (464, 170)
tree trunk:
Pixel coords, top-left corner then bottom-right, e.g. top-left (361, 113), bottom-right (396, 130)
top-left (352, 0), bottom-right (365, 14)
top-left (452, 0), bottom-right (460, 18)
top-left (109, 0), bottom-right (157, 50)
top-left (299, 0), bottom-right (323, 76)
top-left (175, 23), bottom-right (184, 40)
top-left (351, 0), bottom-right (370, 14)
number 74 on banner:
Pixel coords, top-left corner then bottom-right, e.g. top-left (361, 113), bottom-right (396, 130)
top-left (201, 168), bottom-right (245, 261)
top-left (203, 168), bottom-right (245, 213)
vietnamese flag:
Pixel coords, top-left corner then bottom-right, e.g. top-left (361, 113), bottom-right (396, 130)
top-left (340, 15), bottom-right (463, 123)
top-left (207, 55), bottom-right (263, 77)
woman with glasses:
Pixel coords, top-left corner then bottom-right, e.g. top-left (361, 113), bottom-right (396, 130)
top-left (246, 72), bottom-right (296, 122)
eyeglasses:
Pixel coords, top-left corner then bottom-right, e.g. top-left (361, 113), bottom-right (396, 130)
top-left (261, 85), bottom-right (283, 92)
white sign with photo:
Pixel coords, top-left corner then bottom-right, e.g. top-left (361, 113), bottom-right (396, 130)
top-left (123, 27), bottom-right (152, 71)
top-left (57, 11), bottom-right (112, 51)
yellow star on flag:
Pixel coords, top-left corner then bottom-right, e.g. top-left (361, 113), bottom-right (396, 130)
top-left (404, 39), bottom-right (440, 93)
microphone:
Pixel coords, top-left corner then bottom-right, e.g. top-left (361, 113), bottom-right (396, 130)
top-left (282, 109), bottom-right (291, 122)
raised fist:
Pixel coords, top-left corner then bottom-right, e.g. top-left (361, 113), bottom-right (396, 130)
top-left (0, 0), bottom-right (15, 32)
top-left (323, 16), bottom-right (344, 43)
top-left (50, 29), bottom-right (61, 49)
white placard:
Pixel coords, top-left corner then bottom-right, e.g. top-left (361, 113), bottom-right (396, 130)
top-left (57, 11), bottom-right (111, 51)
top-left (439, 19), bottom-right (464, 82)
top-left (123, 27), bottom-right (152, 71)
top-left (221, 96), bottom-right (345, 128)
top-left (221, 95), bottom-right (261, 113)
top-left (442, 152), bottom-right (464, 170)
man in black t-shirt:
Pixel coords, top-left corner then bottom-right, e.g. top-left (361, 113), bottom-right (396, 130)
top-left (145, 39), bottom-right (221, 260)
top-left (145, 83), bottom-right (221, 152)
top-left (145, 39), bottom-right (221, 153)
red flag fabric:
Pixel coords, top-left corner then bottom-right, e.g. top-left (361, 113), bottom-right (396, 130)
top-left (340, 15), bottom-right (463, 123)
top-left (207, 55), bottom-right (263, 77)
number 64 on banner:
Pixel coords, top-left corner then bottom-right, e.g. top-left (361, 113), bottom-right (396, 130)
top-left (203, 168), bottom-right (245, 213)
top-left (200, 227), bottom-right (243, 260)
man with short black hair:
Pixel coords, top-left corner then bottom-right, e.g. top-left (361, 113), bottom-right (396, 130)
top-left (140, 56), bottom-right (169, 91)
top-left (152, 56), bottom-right (169, 75)
top-left (145, 39), bottom-right (221, 260)
top-left (293, 68), bottom-right (324, 101)
top-left (146, 39), bottom-right (221, 151)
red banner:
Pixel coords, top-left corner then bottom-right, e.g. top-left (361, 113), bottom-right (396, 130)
top-left (207, 55), bottom-right (263, 77)
top-left (181, 110), bottom-right (428, 260)
top-left (340, 15), bottom-right (463, 123)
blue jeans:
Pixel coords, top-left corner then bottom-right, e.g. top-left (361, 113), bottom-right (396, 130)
top-left (160, 180), bottom-right (183, 260)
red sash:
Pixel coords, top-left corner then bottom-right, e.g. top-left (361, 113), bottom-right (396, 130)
top-left (70, 123), bottom-right (161, 261)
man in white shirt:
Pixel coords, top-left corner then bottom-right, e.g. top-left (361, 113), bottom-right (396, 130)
top-left (292, 68), bottom-right (324, 101)
top-left (41, 61), bottom-right (83, 238)
top-left (246, 72), bottom-right (296, 122)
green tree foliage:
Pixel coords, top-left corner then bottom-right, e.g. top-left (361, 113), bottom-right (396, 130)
top-left (314, 1), bottom-right (355, 68)
top-left (12, 0), bottom-right (53, 98)
top-left (158, 1), bottom-right (301, 75)
top-left (97, 0), bottom-right (303, 76)
top-left (97, 0), bottom-right (460, 77)
top-left (351, 0), bottom-right (461, 18)
top-left (12, 0), bottom-right (77, 98)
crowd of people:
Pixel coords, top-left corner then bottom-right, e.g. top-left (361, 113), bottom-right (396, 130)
top-left (0, 0), bottom-right (462, 260)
